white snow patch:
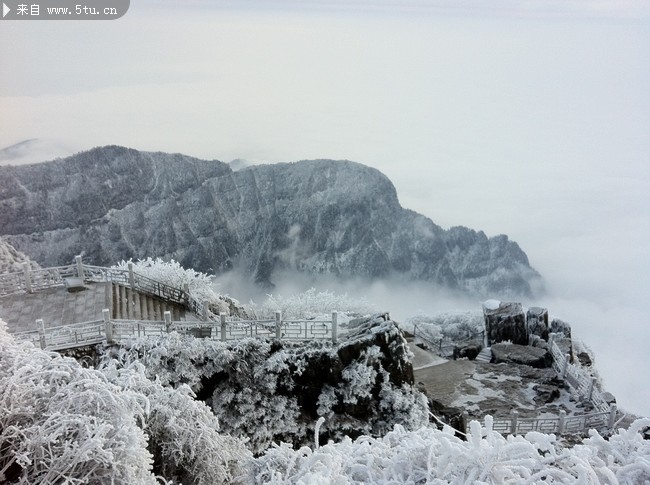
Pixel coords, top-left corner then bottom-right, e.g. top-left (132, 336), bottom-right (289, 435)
top-left (482, 299), bottom-right (502, 310)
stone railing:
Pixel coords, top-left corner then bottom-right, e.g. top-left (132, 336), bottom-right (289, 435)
top-left (466, 405), bottom-right (616, 437)
top-left (548, 334), bottom-right (611, 414)
top-left (15, 310), bottom-right (340, 351)
top-left (412, 325), bottom-right (485, 358)
top-left (1, 257), bottom-right (187, 305)
top-left (0, 263), bottom-right (78, 296)
top-left (466, 405), bottom-right (617, 437)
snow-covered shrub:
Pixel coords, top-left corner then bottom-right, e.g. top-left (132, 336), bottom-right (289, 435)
top-left (102, 334), bottom-right (309, 454)
top-left (0, 320), bottom-right (156, 484)
top-left (248, 287), bottom-right (377, 319)
top-left (100, 361), bottom-right (251, 484)
top-left (101, 331), bottom-right (235, 392)
top-left (112, 257), bottom-right (243, 315)
top-left (0, 321), bottom-right (249, 484)
top-left (248, 416), bottom-right (650, 483)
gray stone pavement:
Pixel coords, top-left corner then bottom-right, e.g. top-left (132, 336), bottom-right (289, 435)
top-left (0, 283), bottom-right (110, 333)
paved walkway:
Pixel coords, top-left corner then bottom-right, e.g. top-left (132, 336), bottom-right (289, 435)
top-left (0, 283), bottom-right (110, 333)
top-left (409, 342), bottom-right (448, 370)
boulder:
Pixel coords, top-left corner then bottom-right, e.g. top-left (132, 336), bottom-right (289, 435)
top-left (453, 343), bottom-right (482, 360)
top-left (550, 318), bottom-right (572, 339)
top-left (491, 343), bottom-right (552, 369)
top-left (533, 384), bottom-right (561, 404)
top-left (483, 302), bottom-right (528, 346)
top-left (577, 352), bottom-right (592, 367)
top-left (527, 307), bottom-right (549, 340)
top-left (530, 335), bottom-right (549, 350)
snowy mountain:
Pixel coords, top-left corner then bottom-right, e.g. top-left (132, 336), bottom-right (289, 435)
top-left (0, 146), bottom-right (541, 296)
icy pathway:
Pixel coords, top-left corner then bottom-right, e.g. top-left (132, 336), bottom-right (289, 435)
top-left (409, 342), bottom-right (447, 370)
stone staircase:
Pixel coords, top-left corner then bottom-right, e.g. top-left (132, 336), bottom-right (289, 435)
top-left (475, 347), bottom-right (492, 364)
top-left (110, 284), bottom-right (196, 322)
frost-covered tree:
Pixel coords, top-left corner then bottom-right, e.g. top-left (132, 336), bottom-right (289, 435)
top-left (112, 257), bottom-right (244, 315)
top-left (247, 287), bottom-right (377, 319)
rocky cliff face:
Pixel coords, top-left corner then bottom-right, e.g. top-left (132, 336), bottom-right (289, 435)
top-left (0, 146), bottom-right (541, 296)
top-left (0, 237), bottom-right (40, 273)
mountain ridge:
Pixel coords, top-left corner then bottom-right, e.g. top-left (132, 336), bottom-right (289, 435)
top-left (0, 146), bottom-right (541, 297)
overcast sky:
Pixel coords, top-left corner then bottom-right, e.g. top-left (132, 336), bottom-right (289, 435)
top-left (1, 1), bottom-right (649, 415)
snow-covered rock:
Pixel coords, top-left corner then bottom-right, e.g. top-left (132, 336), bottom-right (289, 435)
top-left (483, 301), bottom-right (528, 345)
top-left (491, 342), bottom-right (553, 369)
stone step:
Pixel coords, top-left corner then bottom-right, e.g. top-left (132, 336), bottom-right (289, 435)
top-left (125, 287), bottom-right (132, 319)
top-left (109, 283), bottom-right (192, 322)
top-left (118, 284), bottom-right (127, 319)
top-left (475, 347), bottom-right (492, 363)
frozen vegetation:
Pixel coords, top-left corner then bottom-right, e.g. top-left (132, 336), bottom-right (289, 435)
top-left (245, 287), bottom-right (377, 320)
top-left (404, 310), bottom-right (485, 346)
top-left (0, 319), bottom-right (249, 484)
top-left (250, 418), bottom-right (650, 483)
top-left (101, 314), bottom-right (429, 455)
top-left (112, 258), bottom-right (243, 315)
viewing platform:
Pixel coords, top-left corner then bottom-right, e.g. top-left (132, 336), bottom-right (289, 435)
top-left (0, 256), bottom-right (339, 351)
top-left (0, 282), bottom-right (196, 334)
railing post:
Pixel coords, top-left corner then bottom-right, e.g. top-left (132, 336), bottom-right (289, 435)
top-left (562, 353), bottom-right (570, 379)
top-left (128, 262), bottom-right (135, 290)
top-left (37, 319), bottom-right (45, 349)
top-left (164, 311), bottom-right (172, 333)
top-left (587, 377), bottom-right (596, 402)
top-left (332, 311), bottom-right (338, 344)
top-left (202, 302), bottom-right (209, 321)
top-left (220, 313), bottom-right (227, 341)
top-left (103, 308), bottom-right (113, 344)
top-left (22, 262), bottom-right (33, 293)
top-left (75, 255), bottom-right (84, 281)
top-left (608, 404), bottom-right (617, 429)
top-left (462, 411), bottom-right (469, 433)
top-left (558, 410), bottom-right (566, 434)
top-left (275, 311), bottom-right (282, 340)
top-left (510, 410), bottom-right (519, 435)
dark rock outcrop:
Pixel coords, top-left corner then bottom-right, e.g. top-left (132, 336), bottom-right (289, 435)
top-left (527, 306), bottom-right (549, 340)
top-left (533, 383), bottom-right (562, 404)
top-left (454, 343), bottom-right (482, 360)
top-left (0, 146), bottom-right (541, 296)
top-left (483, 302), bottom-right (528, 345)
top-left (550, 318), bottom-right (572, 339)
top-left (491, 343), bottom-right (553, 369)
